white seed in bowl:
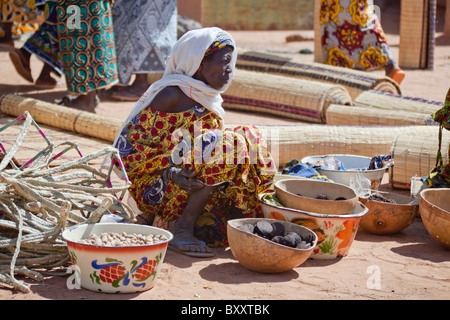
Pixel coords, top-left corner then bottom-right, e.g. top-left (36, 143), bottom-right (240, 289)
top-left (77, 231), bottom-right (169, 247)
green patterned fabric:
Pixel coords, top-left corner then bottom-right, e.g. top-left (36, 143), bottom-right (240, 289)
top-left (56, 0), bottom-right (118, 94)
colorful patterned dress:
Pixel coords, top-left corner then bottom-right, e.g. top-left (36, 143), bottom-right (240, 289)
top-left (22, 1), bottom-right (62, 75)
top-left (319, 0), bottom-right (394, 71)
top-left (56, 0), bottom-right (118, 94)
top-left (0, 0), bottom-right (44, 23)
top-left (0, 0), bottom-right (45, 38)
top-left (116, 104), bottom-right (276, 247)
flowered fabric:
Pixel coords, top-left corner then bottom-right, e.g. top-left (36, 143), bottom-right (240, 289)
top-left (117, 104), bottom-right (276, 247)
top-left (56, 0), bottom-right (118, 94)
top-left (422, 88), bottom-right (450, 188)
top-left (22, 1), bottom-right (62, 75)
top-left (319, 0), bottom-right (394, 70)
top-left (0, 0), bottom-right (42, 22)
top-left (0, 0), bottom-right (45, 38)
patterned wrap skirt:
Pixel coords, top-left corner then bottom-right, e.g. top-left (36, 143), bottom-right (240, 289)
top-left (319, 0), bottom-right (394, 71)
top-left (116, 105), bottom-right (277, 247)
top-left (56, 0), bottom-right (118, 94)
top-left (111, 0), bottom-right (177, 86)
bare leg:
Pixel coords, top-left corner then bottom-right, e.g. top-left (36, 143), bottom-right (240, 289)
top-left (385, 60), bottom-right (405, 85)
top-left (35, 63), bottom-right (58, 89)
top-left (171, 185), bottom-right (219, 254)
top-left (0, 22), bottom-right (14, 50)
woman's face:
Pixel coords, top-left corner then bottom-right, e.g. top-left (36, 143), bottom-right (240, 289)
top-left (198, 46), bottom-right (234, 90)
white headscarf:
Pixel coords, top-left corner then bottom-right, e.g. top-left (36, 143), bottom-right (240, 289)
top-left (113, 27), bottom-right (237, 149)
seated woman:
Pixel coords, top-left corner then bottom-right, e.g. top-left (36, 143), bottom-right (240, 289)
top-left (114, 27), bottom-right (277, 257)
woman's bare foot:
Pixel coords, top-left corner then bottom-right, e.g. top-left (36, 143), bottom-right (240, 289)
top-left (169, 185), bottom-right (219, 257)
top-left (57, 91), bottom-right (98, 113)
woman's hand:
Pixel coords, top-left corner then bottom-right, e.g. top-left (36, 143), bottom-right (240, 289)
top-left (166, 167), bottom-right (204, 193)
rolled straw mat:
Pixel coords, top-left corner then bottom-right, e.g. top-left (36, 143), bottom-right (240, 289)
top-left (150, 69), bottom-right (353, 124)
top-left (399, 0), bottom-right (435, 69)
top-left (389, 125), bottom-right (449, 189)
top-left (0, 94), bottom-right (122, 142)
top-left (2, 95), bottom-right (442, 182)
top-left (243, 125), bottom-right (434, 169)
top-left (236, 49), bottom-right (401, 100)
top-left (354, 90), bottom-right (444, 116)
top-left (326, 104), bottom-right (438, 126)
top-left (222, 69), bottom-right (352, 124)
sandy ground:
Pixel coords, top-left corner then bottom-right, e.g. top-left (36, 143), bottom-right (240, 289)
top-left (1, 3), bottom-right (449, 303)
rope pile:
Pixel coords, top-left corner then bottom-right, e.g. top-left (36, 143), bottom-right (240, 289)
top-left (0, 112), bottom-right (134, 293)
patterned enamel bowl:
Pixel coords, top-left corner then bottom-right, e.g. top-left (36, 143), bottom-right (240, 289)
top-left (301, 154), bottom-right (386, 190)
top-left (62, 223), bottom-right (173, 293)
top-left (259, 193), bottom-right (368, 259)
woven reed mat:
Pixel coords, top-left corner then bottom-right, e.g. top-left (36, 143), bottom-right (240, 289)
top-left (0, 94), bottom-right (122, 142)
top-left (149, 69), bottom-right (353, 124)
top-left (255, 125), bottom-right (433, 169)
top-left (326, 104), bottom-right (437, 126)
top-left (1, 95), bottom-right (443, 182)
top-left (399, 0), bottom-right (435, 69)
top-left (0, 95), bottom-right (116, 165)
top-left (389, 125), bottom-right (449, 189)
top-left (235, 49), bottom-right (401, 100)
top-left (354, 90), bottom-right (444, 114)
top-left (222, 69), bottom-right (352, 124)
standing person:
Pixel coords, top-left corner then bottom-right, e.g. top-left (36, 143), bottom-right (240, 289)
top-left (100, 0), bottom-right (177, 101)
top-left (0, 0), bottom-right (44, 51)
top-left (113, 27), bottom-right (277, 257)
top-left (319, 0), bottom-right (405, 84)
top-left (9, 1), bottom-right (62, 88)
top-left (422, 88), bottom-right (450, 188)
top-left (55, 0), bottom-right (118, 112)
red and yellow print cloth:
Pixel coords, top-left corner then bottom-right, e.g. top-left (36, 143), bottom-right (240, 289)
top-left (319, 0), bottom-right (394, 71)
top-left (117, 104), bottom-right (276, 246)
